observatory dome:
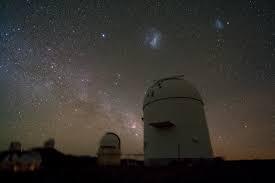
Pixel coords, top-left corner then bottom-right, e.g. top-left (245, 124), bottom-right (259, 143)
top-left (143, 75), bottom-right (203, 109)
top-left (142, 75), bottom-right (213, 166)
top-left (100, 132), bottom-right (120, 149)
top-left (97, 132), bottom-right (121, 166)
top-left (0, 151), bottom-right (41, 172)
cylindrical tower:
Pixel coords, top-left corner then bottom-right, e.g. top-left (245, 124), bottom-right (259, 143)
top-left (143, 75), bottom-right (213, 166)
top-left (97, 132), bottom-right (121, 166)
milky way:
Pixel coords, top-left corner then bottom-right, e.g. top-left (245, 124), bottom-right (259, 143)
top-left (0, 0), bottom-right (274, 159)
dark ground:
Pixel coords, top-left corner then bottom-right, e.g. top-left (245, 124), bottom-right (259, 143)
top-left (0, 149), bottom-right (274, 183)
top-left (0, 160), bottom-right (274, 183)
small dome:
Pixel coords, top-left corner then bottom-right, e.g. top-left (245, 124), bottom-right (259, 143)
top-left (9, 141), bottom-right (22, 152)
top-left (1, 151), bottom-right (42, 172)
top-left (100, 132), bottom-right (120, 149)
top-left (97, 132), bottom-right (121, 166)
top-left (143, 75), bottom-right (203, 109)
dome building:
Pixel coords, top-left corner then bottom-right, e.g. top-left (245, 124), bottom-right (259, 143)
top-left (9, 141), bottom-right (22, 152)
top-left (97, 132), bottom-right (121, 166)
top-left (143, 75), bottom-right (213, 166)
top-left (0, 151), bottom-right (41, 172)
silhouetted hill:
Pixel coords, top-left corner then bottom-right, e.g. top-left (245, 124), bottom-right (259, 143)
top-left (30, 148), bottom-right (97, 169)
top-left (31, 148), bottom-right (66, 169)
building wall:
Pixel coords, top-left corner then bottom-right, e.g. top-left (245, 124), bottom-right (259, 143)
top-left (97, 154), bottom-right (121, 166)
top-left (97, 148), bottom-right (121, 166)
top-left (144, 98), bottom-right (213, 165)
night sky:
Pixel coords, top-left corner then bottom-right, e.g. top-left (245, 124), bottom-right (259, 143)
top-left (0, 0), bottom-right (274, 160)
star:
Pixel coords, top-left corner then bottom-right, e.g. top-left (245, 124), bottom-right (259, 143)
top-left (100, 33), bottom-right (106, 39)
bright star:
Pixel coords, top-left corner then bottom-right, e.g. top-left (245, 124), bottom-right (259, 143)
top-left (101, 33), bottom-right (106, 38)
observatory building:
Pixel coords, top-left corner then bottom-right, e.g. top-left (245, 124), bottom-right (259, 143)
top-left (97, 132), bottom-right (121, 166)
top-left (143, 75), bottom-right (213, 166)
top-left (0, 151), bottom-right (41, 172)
top-left (9, 142), bottom-right (22, 152)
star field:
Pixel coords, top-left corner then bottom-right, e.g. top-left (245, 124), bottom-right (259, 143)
top-left (0, 0), bottom-right (274, 159)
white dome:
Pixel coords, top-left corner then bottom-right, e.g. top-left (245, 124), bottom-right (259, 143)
top-left (100, 132), bottom-right (120, 149)
top-left (143, 75), bottom-right (203, 109)
top-left (97, 132), bottom-right (121, 166)
top-left (143, 75), bottom-right (212, 166)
